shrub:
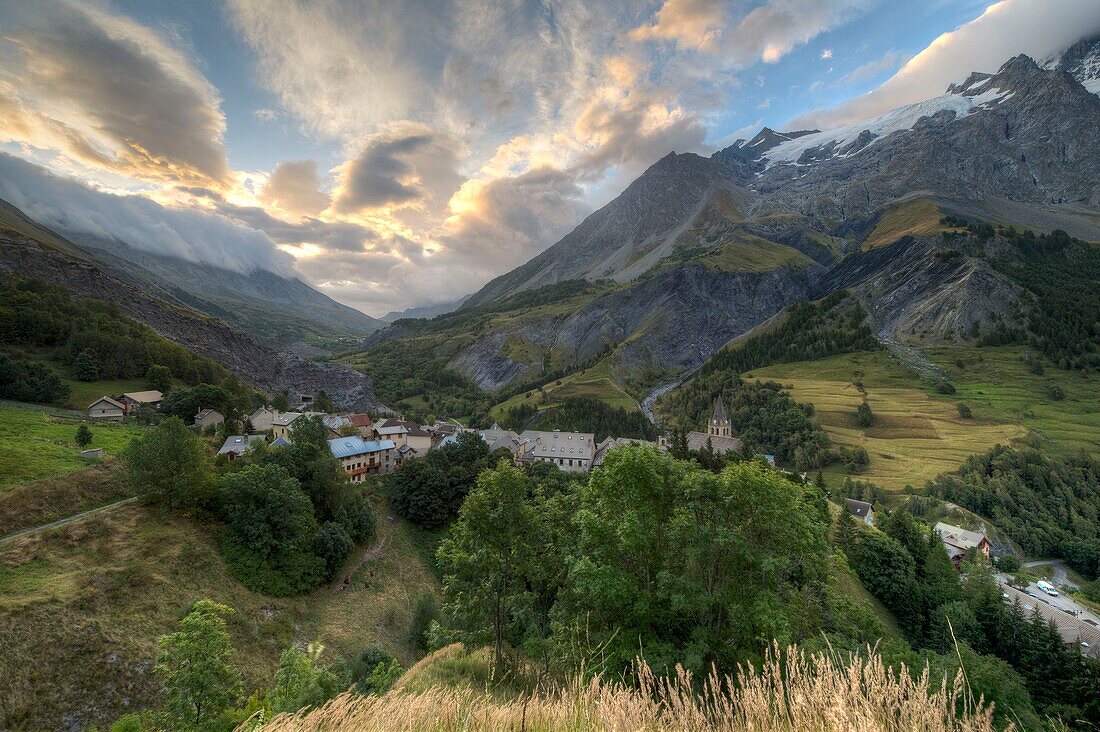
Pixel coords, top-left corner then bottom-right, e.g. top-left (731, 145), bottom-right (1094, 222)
top-left (854, 401), bottom-right (874, 427)
top-left (312, 522), bottom-right (354, 580)
top-left (956, 403), bottom-right (972, 419)
top-left (1047, 384), bottom-right (1066, 401)
top-left (934, 381), bottom-right (956, 395)
top-left (350, 646), bottom-right (402, 695)
top-left (408, 593), bottom-right (441, 653)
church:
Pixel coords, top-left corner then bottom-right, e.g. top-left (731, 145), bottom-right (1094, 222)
top-left (662, 395), bottom-right (745, 455)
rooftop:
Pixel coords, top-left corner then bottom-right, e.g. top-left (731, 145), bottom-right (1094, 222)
top-left (327, 436), bottom-right (396, 460)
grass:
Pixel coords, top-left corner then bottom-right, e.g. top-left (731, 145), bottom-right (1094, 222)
top-left (0, 463), bottom-right (132, 536)
top-left (750, 346), bottom-right (1100, 490)
top-left (862, 198), bottom-right (957, 251)
top-left (699, 232), bottom-right (814, 272)
top-left (258, 643), bottom-right (1000, 732)
top-left (747, 350), bottom-right (1025, 491)
top-left (0, 402), bottom-right (146, 490)
top-left (61, 376), bottom-right (154, 411)
top-left (489, 358), bottom-right (638, 422)
top-left (0, 493), bottom-right (439, 730)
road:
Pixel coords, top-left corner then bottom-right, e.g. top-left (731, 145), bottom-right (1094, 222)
top-left (1021, 559), bottom-right (1080, 590)
top-left (995, 573), bottom-right (1100, 656)
top-left (0, 497), bottom-right (139, 546)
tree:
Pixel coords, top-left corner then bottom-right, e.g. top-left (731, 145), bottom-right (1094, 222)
top-left (272, 392), bottom-right (291, 411)
top-left (155, 600), bottom-right (241, 727)
top-left (407, 593), bottom-right (440, 654)
top-left (264, 643), bottom-right (349, 714)
top-left (314, 390), bottom-right (335, 413)
top-left (311, 521), bottom-right (354, 580)
top-left (350, 646), bottom-right (402, 696)
top-left (218, 463), bottom-right (325, 596)
top-left (75, 424), bottom-right (93, 449)
top-left (145, 364), bottom-right (172, 394)
top-left (855, 401), bottom-right (874, 427)
top-left (850, 529), bottom-right (922, 636)
top-left (438, 461), bottom-right (535, 675)
top-left (124, 417), bottom-right (214, 509)
top-left (834, 509), bottom-right (856, 553)
top-left (73, 348), bottom-right (102, 381)
top-left (956, 402), bottom-right (972, 419)
top-left (387, 431), bottom-right (491, 528)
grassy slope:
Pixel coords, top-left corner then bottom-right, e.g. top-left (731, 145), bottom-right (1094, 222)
top-left (488, 357), bottom-right (637, 423)
top-left (748, 346), bottom-right (1098, 490)
top-left (0, 403), bottom-right (146, 490)
top-left (861, 198), bottom-right (957, 251)
top-left (700, 232), bottom-right (814, 272)
top-left (0, 497), bottom-right (438, 730)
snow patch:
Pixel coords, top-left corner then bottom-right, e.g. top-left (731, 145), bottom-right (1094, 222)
top-left (763, 87), bottom-right (1009, 169)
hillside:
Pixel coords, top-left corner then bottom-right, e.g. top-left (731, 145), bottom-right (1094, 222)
top-left (0, 220), bottom-right (385, 411)
top-left (0, 496), bottom-right (437, 730)
top-left (0, 186), bottom-right (382, 345)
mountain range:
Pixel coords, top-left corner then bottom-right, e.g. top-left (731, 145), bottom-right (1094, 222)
top-left (355, 44), bottom-right (1100, 406)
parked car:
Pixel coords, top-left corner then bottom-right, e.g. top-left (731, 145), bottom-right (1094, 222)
top-left (1037, 580), bottom-right (1059, 597)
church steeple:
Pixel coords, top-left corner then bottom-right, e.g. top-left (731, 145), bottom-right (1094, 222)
top-left (709, 395), bottom-right (731, 438)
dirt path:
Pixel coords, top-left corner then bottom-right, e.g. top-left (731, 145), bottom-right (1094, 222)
top-left (331, 525), bottom-right (390, 593)
top-left (0, 496), bottom-right (139, 546)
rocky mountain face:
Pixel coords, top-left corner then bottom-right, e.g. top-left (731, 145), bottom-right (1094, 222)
top-left (65, 228), bottom-right (382, 344)
top-left (407, 52), bottom-right (1100, 398)
top-left (0, 219), bottom-right (385, 412)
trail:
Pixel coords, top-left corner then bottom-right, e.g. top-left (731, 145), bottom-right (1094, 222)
top-left (0, 496), bottom-right (139, 546)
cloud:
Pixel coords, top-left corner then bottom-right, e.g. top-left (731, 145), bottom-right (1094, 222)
top-left (757, 96), bottom-right (776, 109)
top-left (820, 48), bottom-right (833, 59)
top-left (260, 160), bottom-right (330, 218)
top-left (837, 48), bottom-right (912, 85)
top-left (790, 0), bottom-right (1100, 130)
top-left (333, 132), bottom-right (460, 214)
top-left (0, 153), bottom-right (292, 275)
top-left (443, 166), bottom-right (590, 265)
top-left (0, 0), bottom-right (230, 188)
top-left (631, 0), bottom-right (870, 67)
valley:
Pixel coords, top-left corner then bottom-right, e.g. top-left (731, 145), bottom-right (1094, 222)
top-left (0, 12), bottom-right (1099, 731)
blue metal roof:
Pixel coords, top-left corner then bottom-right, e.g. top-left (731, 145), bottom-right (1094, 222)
top-left (327, 436), bottom-right (395, 459)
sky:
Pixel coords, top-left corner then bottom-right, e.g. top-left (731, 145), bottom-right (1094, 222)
top-left (1, 0), bottom-right (1098, 316)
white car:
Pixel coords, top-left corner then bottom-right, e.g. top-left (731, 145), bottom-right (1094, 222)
top-left (1037, 580), bottom-right (1059, 597)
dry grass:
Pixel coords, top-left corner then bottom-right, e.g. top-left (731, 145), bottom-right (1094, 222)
top-left (259, 644), bottom-right (1002, 732)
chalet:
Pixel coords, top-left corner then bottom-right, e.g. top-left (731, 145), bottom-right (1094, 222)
top-left (345, 413), bottom-right (374, 437)
top-left (935, 522), bottom-right (991, 569)
top-left (845, 498), bottom-right (875, 526)
top-left (271, 412), bottom-right (302, 441)
top-left (322, 414), bottom-right (353, 437)
top-left (118, 390), bottom-right (163, 414)
top-left (218, 434), bottom-right (266, 461)
top-left (375, 418), bottom-right (433, 452)
top-left (593, 436), bottom-right (656, 468)
top-left (194, 408), bottom-right (224, 430)
top-left (517, 429), bottom-right (595, 472)
top-left (87, 395), bottom-right (125, 421)
top-left (247, 406), bottom-right (279, 432)
top-left (327, 436), bottom-right (397, 482)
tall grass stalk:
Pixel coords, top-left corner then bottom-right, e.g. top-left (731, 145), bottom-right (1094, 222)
top-left (257, 643), bottom-right (1004, 732)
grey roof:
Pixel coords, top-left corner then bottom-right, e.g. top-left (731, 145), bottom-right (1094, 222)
top-left (519, 430), bottom-right (595, 460)
top-left (685, 431), bottom-right (743, 454)
top-left (120, 390), bottom-right (163, 403)
top-left (270, 436), bottom-right (291, 447)
top-left (327, 436), bottom-right (396, 459)
top-left (593, 437), bottom-right (655, 466)
top-left (195, 408), bottom-right (223, 420)
top-left (845, 498), bottom-right (873, 518)
top-left (272, 412), bottom-right (302, 426)
top-left (711, 395), bottom-right (729, 425)
top-left (935, 522), bottom-right (989, 550)
top-left (89, 395), bottom-right (125, 410)
top-left (218, 434), bottom-right (266, 455)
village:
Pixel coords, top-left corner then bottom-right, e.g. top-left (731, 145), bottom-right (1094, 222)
top-left (84, 388), bottom-right (1100, 657)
